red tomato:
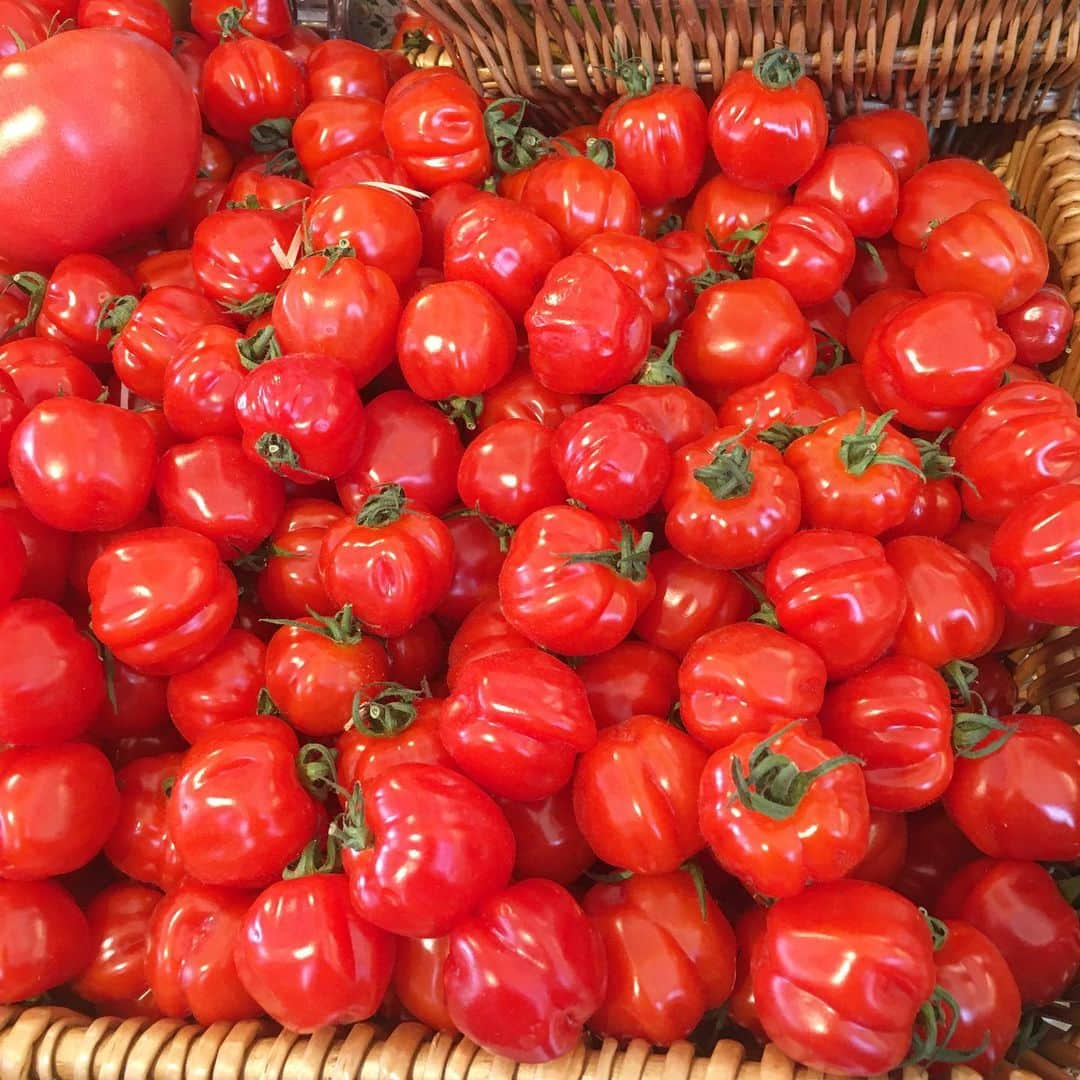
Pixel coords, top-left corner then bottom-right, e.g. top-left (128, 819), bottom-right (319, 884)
top-left (167, 718), bottom-right (321, 887)
top-left (0, 31), bottom-right (200, 269)
top-left (849, 809), bottom-right (908, 886)
top-left (944, 713), bottom-right (1080, 861)
top-left (235, 352), bottom-right (367, 483)
top-left (200, 37), bottom-right (306, 142)
top-left (0, 514), bottom-right (25, 607)
top-left (319, 485), bottom-right (453, 636)
top-left (810, 362), bottom-right (877, 414)
top-left (999, 284), bottom-right (1074, 365)
top-left (275, 25), bottom-right (323, 71)
top-left (191, 0), bottom-right (290, 39)
top-left (885, 536), bottom-right (1003, 667)
top-left (893, 804), bottom-right (979, 909)
top-left (235, 874), bottom-right (395, 1031)
top-left (222, 169), bottom-right (311, 224)
top-left (846, 236), bottom-right (917, 299)
top-left (445, 599), bottom-right (531, 689)
top-left (306, 39), bottom-right (388, 100)
top-left (336, 390), bottom-right (462, 516)
top-left (717, 371), bottom-right (835, 435)
top-left (104, 752), bottom-right (185, 890)
top-left (700, 722), bottom-right (869, 897)
top-left (990, 483), bottom-right (1080, 626)
top-left (374, 618), bottom-right (445, 689)
top-left (499, 505), bottom-right (655, 656)
top-left (793, 143), bottom-right (899, 238)
top-left (166, 629), bottom-right (265, 743)
top-left (0, 0), bottom-right (52, 58)
top-left (134, 249), bottom-right (197, 292)
top-left (575, 641), bottom-right (678, 730)
top-left (519, 153), bottom-right (642, 252)
top-left (417, 181), bottom-right (486, 268)
top-left (845, 287), bottom-right (918, 363)
top-left (311, 151), bottom-right (409, 194)
top-left (892, 158), bottom-right (1010, 250)
top-left (0, 487), bottom-right (72, 602)
top-left (435, 513), bottom-right (505, 626)
top-left (525, 253), bottom-right (650, 395)
top-left (257, 525), bottom-right (339, 620)
top-left (584, 870), bottom-right (736, 1043)
top-left (573, 713), bottom-right (705, 873)
top-left (937, 858), bottom-right (1080, 1005)
top-left (706, 47), bottom-right (827, 192)
top-left (165, 176), bottom-right (226, 248)
top-left (0, 339), bottom-right (101, 407)
top-left (684, 174), bottom-right (789, 250)
top-left (292, 97), bottom-right (386, 177)
top-left (0, 742), bottom-right (118, 879)
top-left (820, 656), bottom-right (953, 811)
top-left (832, 108), bottom-right (929, 183)
top-left (393, 936), bottom-right (454, 1031)
top-left (785, 409), bottom-right (922, 535)
top-left (382, 71), bottom-right (491, 191)
top-left (675, 279), bottom-right (816, 404)
top-left (162, 325), bottom-right (250, 440)
top-left (9, 397), bottom-right (155, 533)
top-left (457, 419), bottom-right (566, 526)
top-left (146, 881), bottom-right (260, 1024)
top-left (340, 762), bottom-right (514, 937)
top-left (91, 655), bottom-right (168, 740)
top-left (552, 403), bottom-right (670, 520)
top-left (498, 787), bottom-right (593, 885)
top-left (728, 905), bottom-right (767, 1037)
top-left (444, 879), bottom-right (605, 1062)
top-left (663, 426), bottom-right (801, 570)
top-left (753, 880), bottom-right (936, 1074)
top-left (479, 363), bottom-right (587, 431)
top-left (271, 255), bottom-right (400, 388)
top-left (577, 231), bottom-right (675, 334)
top-left (678, 622), bottom-right (826, 750)
top-left (89, 526), bottom-right (238, 676)
top-left (0, 880), bottom-right (92, 1004)
top-left (440, 647), bottom-right (595, 801)
top-left (70, 882), bottom-right (161, 1015)
top-left (77, 0), bottom-right (172, 49)
top-left (751, 205), bottom-right (856, 307)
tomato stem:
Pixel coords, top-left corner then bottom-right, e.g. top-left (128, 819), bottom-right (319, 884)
top-left (256, 687), bottom-right (279, 715)
top-left (283, 833), bottom-right (342, 878)
top-left (559, 522), bottom-right (653, 582)
top-left (813, 328), bottom-right (847, 373)
top-left (484, 97), bottom-right (553, 176)
top-left (349, 683), bottom-right (425, 736)
top-left (905, 985), bottom-right (990, 1066)
top-left (96, 294), bottom-right (138, 345)
top-left (0, 271), bottom-right (46, 343)
top-left (838, 409), bottom-right (925, 479)
top-left (355, 483), bottom-right (408, 528)
top-left (680, 860), bottom-right (710, 921)
top-left (637, 331), bottom-right (685, 386)
top-left (612, 54), bottom-right (655, 97)
top-left (584, 137), bottom-right (615, 169)
top-left (952, 710), bottom-right (1017, 759)
top-left (263, 604), bottom-right (365, 644)
top-left (236, 325), bottom-right (282, 369)
top-left (250, 117), bottom-right (294, 155)
top-left (752, 46), bottom-right (805, 89)
top-left (216, 2), bottom-right (252, 40)
top-left (439, 395), bottom-right (484, 430)
top-left (331, 783), bottom-right (372, 850)
top-left (757, 421), bottom-right (815, 451)
top-left (859, 238), bottom-right (885, 273)
top-left (254, 431), bottom-right (326, 479)
top-left (913, 430), bottom-right (979, 493)
top-left (919, 907), bottom-right (950, 950)
top-left (227, 291), bottom-right (277, 318)
top-left (693, 428), bottom-right (755, 499)
top-left (296, 742), bottom-right (343, 799)
top-left (444, 505), bottom-right (515, 551)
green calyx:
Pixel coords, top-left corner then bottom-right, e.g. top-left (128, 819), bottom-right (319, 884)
top-left (729, 720), bottom-right (862, 821)
top-left (913, 430), bottom-right (978, 493)
top-left (439, 395), bottom-right (484, 430)
top-left (316, 240), bottom-right (356, 277)
top-left (612, 54), bottom-right (655, 97)
top-left (250, 117), bottom-right (294, 155)
top-left (236, 325), bottom-right (281, 369)
top-left (952, 710), bottom-right (1017, 759)
top-left (718, 224), bottom-right (767, 276)
top-left (584, 136), bottom-right (615, 168)
top-left (216, 2), bottom-right (251, 39)
top-left (296, 742), bottom-right (341, 800)
top-left (814, 329), bottom-right (848, 374)
top-left (330, 783), bottom-right (372, 851)
top-left (689, 266), bottom-right (739, 294)
top-left (96, 294), bottom-right (138, 345)
top-left (225, 193), bottom-right (262, 211)
top-left (349, 683), bottom-right (425, 737)
top-left (256, 687), bottom-right (280, 715)
top-left (225, 292), bottom-right (277, 318)
top-left (693, 427), bottom-right (755, 499)
top-left (0, 271), bottom-right (47, 343)
top-left (905, 986), bottom-right (990, 1067)
top-left (681, 860), bottom-right (710, 921)
top-left (444, 505), bottom-right (515, 552)
top-left (283, 833), bottom-right (342, 878)
top-left (637, 331), bottom-right (685, 386)
top-left (757, 421), bottom-right (815, 452)
top-left (838, 409), bottom-right (925, 479)
top-left (355, 483), bottom-right (408, 528)
top-left (920, 907), bottom-right (950, 951)
top-left (484, 97), bottom-right (553, 176)
top-left (254, 432), bottom-right (312, 478)
top-left (559, 521), bottom-right (653, 583)
top-left (752, 46), bottom-right (805, 89)
top-left (655, 214), bottom-right (682, 238)
top-left (940, 658), bottom-right (980, 707)
top-left (264, 603), bottom-right (365, 645)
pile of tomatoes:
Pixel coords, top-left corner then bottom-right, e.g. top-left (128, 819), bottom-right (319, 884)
top-left (0, 4), bottom-right (1079, 1076)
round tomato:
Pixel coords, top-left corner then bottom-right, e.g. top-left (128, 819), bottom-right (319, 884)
top-left (292, 96), bottom-right (386, 177)
top-left (498, 787), bottom-right (594, 885)
top-left (392, 936), bottom-right (454, 1031)
top-left (794, 143), bottom-right (899, 238)
top-left (191, 0), bottom-right (290, 40)
top-left (832, 108), bottom-right (929, 183)
top-left (999, 284), bottom-right (1074, 365)
top-left (305, 39), bottom-right (388, 100)
top-left (0, 338), bottom-right (104, 406)
top-left (575, 640), bottom-right (678, 729)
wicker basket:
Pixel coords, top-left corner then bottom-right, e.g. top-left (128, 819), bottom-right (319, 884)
top-left (1, 119), bottom-right (1079, 1080)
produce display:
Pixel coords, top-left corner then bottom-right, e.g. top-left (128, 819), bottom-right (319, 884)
top-left (1, 7), bottom-right (1079, 1077)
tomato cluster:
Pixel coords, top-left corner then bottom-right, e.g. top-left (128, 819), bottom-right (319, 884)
top-left (0, 16), bottom-right (1078, 1077)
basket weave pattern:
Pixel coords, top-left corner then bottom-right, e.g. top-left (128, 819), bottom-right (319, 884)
top-left (1, 120), bottom-right (1079, 1080)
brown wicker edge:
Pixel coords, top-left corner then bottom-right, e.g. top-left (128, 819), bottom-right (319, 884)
top-left (2, 119), bottom-right (1080, 1080)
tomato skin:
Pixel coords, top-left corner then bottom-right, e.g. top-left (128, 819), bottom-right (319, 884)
top-left (292, 96), bottom-right (386, 176)
top-left (77, 0), bottom-right (172, 50)
top-left (147, 880), bottom-right (261, 1024)
top-left (573, 713), bottom-right (705, 873)
top-left (553, 404), bottom-right (670, 520)
top-left (575, 641), bottom-right (678, 731)
top-left (306, 39), bottom-right (387, 100)
top-left (200, 37), bottom-right (306, 142)
top-left (519, 156), bottom-right (642, 252)
top-left (664, 428), bottom-right (802, 570)
top-left (916, 200), bottom-right (1048, 314)
top-left (435, 514), bottom-right (504, 627)
top-left (342, 762), bottom-right (514, 938)
top-left (192, 0), bottom-right (290, 40)
top-left (599, 83), bottom-right (706, 208)
top-left (753, 880), bottom-right (936, 1075)
top-left (191, 208), bottom-right (296, 309)
top-left (951, 382), bottom-right (1080, 523)
top-left (162, 325), bottom-right (247, 440)
top-left (392, 936), bottom-right (453, 1030)
top-left (0, 338), bottom-right (103, 407)
top-left (235, 874), bottom-right (395, 1031)
top-left (446, 599), bottom-right (531, 689)
top-left (706, 55), bottom-right (827, 192)
top-left (786, 410), bottom-right (922, 536)
top-left (701, 724), bottom-right (869, 898)
top-left (937, 858), bottom-right (1080, 1005)
top-left (36, 254), bottom-right (136, 364)
top-left (134, 249), bottom-right (197, 292)
top-left (479, 364), bottom-right (587, 432)
top-left (525, 253), bottom-right (651, 395)
top-left (999, 284), bottom-right (1074, 365)
top-left (168, 720), bottom-right (319, 888)
top-left (885, 536), bottom-right (1003, 668)
top-left (0, 487), bottom-right (72, 602)
top-left (166, 629), bottom-right (265, 743)
top-left (678, 622), bottom-right (826, 750)
top-left (717, 372), bottom-right (835, 434)
top-left (221, 170), bottom-right (310, 226)
top-left (584, 871), bottom-right (736, 1044)
top-left (846, 236), bottom-right (917, 299)
top-left (0, 30), bottom-right (200, 269)
top-left (809, 363), bottom-right (877, 415)
top-left (820, 656), bottom-right (953, 811)
top-left (0, 514), bottom-right (25, 607)
top-left (753, 205), bottom-right (856, 308)
top-left (104, 752), bottom-right (184, 890)
top-left (382, 71), bottom-right (491, 191)
top-left (336, 391), bottom-right (462, 516)
top-left (418, 182), bottom-right (486, 268)
top-left (440, 647), bottom-right (595, 801)
top-left (445, 878), bottom-right (606, 1063)
top-left (0, 880), bottom-right (92, 1004)
top-left (990, 483), bottom-right (1080, 625)
top-left (944, 713), bottom-right (1080, 862)
top-left (0, 0), bottom-right (51, 59)
top-left (498, 787), bottom-right (594, 885)
top-left (70, 882), bottom-right (161, 1016)
top-left (832, 109), bottom-right (929, 183)
top-left (793, 144), bottom-right (899, 239)
top-left (675, 279), bottom-right (816, 404)
top-left (849, 810), bottom-right (907, 886)
top-left (728, 905), bottom-right (767, 1038)
top-left (499, 505), bottom-right (655, 657)
top-left (257, 526), bottom-right (338, 619)
top-left (892, 804), bottom-right (978, 910)
top-left (846, 288), bottom-right (919, 363)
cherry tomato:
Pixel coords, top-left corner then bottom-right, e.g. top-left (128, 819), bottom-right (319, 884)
top-left (999, 284), bottom-right (1074, 365)
top-left (678, 622), bottom-right (826, 750)
top-left (444, 879), bottom-right (606, 1062)
top-left (584, 870), bottom-right (736, 1043)
top-left (832, 109), bottom-right (929, 183)
top-left (706, 47), bottom-right (827, 192)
